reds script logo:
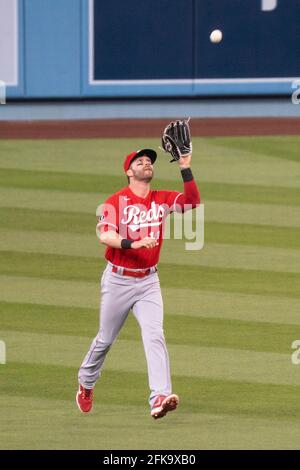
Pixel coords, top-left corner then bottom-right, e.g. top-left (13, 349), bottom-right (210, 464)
top-left (121, 201), bottom-right (165, 232)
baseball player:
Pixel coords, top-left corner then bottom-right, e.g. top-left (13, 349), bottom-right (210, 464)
top-left (76, 120), bottom-right (200, 419)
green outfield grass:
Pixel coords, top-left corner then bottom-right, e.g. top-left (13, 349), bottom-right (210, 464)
top-left (0, 136), bottom-right (300, 449)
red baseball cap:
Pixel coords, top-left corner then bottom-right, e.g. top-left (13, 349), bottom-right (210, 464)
top-left (123, 148), bottom-right (157, 173)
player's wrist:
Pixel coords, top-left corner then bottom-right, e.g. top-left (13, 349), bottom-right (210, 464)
top-left (121, 239), bottom-right (134, 249)
top-left (179, 163), bottom-right (191, 169)
top-left (178, 155), bottom-right (192, 169)
top-left (180, 167), bottom-right (193, 181)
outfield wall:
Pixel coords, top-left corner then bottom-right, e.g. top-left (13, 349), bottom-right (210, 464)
top-left (1, 0), bottom-right (300, 99)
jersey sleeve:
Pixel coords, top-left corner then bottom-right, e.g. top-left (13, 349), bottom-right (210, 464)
top-left (96, 195), bottom-right (119, 233)
top-left (158, 179), bottom-right (200, 214)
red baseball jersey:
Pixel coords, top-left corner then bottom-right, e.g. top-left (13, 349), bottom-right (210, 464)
top-left (97, 181), bottom-right (200, 269)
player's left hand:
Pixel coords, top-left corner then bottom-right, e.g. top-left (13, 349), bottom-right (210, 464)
top-left (161, 119), bottom-right (192, 163)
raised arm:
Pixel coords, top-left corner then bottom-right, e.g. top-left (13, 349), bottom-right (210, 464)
top-left (174, 154), bottom-right (200, 210)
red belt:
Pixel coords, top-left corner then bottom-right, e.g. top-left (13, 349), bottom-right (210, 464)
top-left (112, 266), bottom-right (157, 278)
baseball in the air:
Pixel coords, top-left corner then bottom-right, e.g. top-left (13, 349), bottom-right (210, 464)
top-left (210, 29), bottom-right (223, 43)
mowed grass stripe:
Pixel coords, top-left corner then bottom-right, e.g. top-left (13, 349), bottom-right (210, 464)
top-left (2, 223), bottom-right (300, 274)
top-left (0, 136), bottom-right (299, 188)
top-left (0, 229), bottom-right (100, 258)
top-left (2, 362), bottom-right (300, 420)
top-left (1, 301), bottom-right (299, 354)
top-left (1, 188), bottom-right (300, 228)
top-left (1, 251), bottom-right (299, 297)
top-left (198, 137), bottom-right (300, 188)
top-left (207, 201), bottom-right (300, 228)
top-left (1, 278), bottom-right (299, 326)
top-left (1, 331), bottom-right (298, 386)
top-left (0, 275), bottom-right (100, 309)
top-left (206, 222), bottom-right (300, 249)
top-left (204, 182), bottom-right (300, 206)
top-left (211, 136), bottom-right (300, 163)
top-left (2, 397), bottom-right (300, 450)
top-left (2, 211), bottom-right (300, 247)
top-left (160, 242), bottom-right (300, 274)
top-left (0, 168), bottom-right (123, 195)
top-left (0, 138), bottom-right (158, 175)
top-left (0, 188), bottom-right (110, 214)
top-left (1, 188), bottom-right (298, 232)
top-left (1, 167), bottom-right (300, 206)
top-left (0, 207), bottom-right (95, 234)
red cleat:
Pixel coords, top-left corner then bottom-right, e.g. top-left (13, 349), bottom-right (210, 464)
top-left (151, 394), bottom-right (179, 420)
top-left (76, 384), bottom-right (94, 413)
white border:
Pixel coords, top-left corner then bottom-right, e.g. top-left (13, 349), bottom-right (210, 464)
top-left (88, 0), bottom-right (94, 86)
top-left (88, 0), bottom-right (298, 87)
top-left (0, 0), bottom-right (18, 86)
top-left (13, 0), bottom-right (18, 86)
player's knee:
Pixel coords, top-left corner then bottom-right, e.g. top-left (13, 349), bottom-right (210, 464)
top-left (95, 334), bottom-right (113, 352)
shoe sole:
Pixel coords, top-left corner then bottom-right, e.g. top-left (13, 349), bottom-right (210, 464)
top-left (76, 392), bottom-right (92, 413)
top-left (151, 394), bottom-right (179, 420)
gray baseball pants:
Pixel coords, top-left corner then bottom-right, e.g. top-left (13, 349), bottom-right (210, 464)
top-left (78, 262), bottom-right (172, 407)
